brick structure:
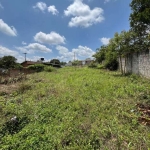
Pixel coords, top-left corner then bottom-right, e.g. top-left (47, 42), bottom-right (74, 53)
top-left (21, 61), bottom-right (37, 68)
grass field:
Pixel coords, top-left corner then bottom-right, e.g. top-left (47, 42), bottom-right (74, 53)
top-left (0, 67), bottom-right (150, 149)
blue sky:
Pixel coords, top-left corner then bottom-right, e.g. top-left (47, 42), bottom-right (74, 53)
top-left (0, 0), bottom-right (131, 62)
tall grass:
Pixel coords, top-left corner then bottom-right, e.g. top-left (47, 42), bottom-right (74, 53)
top-left (0, 67), bottom-right (150, 149)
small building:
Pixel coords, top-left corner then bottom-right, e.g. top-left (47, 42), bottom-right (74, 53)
top-left (65, 61), bottom-right (72, 66)
top-left (85, 59), bottom-right (93, 65)
top-left (21, 61), bottom-right (37, 68)
top-left (78, 59), bottom-right (94, 66)
top-left (49, 59), bottom-right (61, 68)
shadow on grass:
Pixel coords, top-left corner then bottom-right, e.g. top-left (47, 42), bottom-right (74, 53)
top-left (112, 73), bottom-right (132, 78)
top-left (0, 116), bottom-right (29, 138)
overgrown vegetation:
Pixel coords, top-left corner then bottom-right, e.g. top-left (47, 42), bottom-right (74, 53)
top-left (88, 62), bottom-right (97, 68)
top-left (28, 64), bottom-right (56, 73)
top-left (0, 73), bottom-right (26, 85)
top-left (93, 0), bottom-right (150, 73)
top-left (0, 67), bottom-right (150, 149)
top-left (27, 64), bottom-right (45, 72)
top-left (44, 66), bottom-right (56, 72)
top-left (0, 56), bottom-right (21, 69)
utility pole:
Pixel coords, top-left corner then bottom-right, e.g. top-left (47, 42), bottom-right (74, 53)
top-left (74, 52), bottom-right (76, 70)
top-left (23, 53), bottom-right (27, 61)
top-left (74, 52), bottom-right (75, 61)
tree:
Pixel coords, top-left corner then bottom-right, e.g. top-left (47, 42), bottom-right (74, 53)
top-left (93, 46), bottom-right (107, 63)
top-left (0, 56), bottom-right (17, 69)
top-left (104, 40), bottom-right (118, 71)
top-left (72, 60), bottom-right (80, 66)
top-left (93, 31), bottom-right (134, 72)
top-left (129, 0), bottom-right (150, 50)
top-left (60, 61), bottom-right (67, 66)
top-left (93, 38), bottom-right (119, 71)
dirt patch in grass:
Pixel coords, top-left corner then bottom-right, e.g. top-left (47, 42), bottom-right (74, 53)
top-left (137, 103), bottom-right (150, 126)
top-left (0, 84), bottom-right (20, 95)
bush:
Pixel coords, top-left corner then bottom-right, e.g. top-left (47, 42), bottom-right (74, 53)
top-left (96, 64), bottom-right (105, 69)
top-left (104, 59), bottom-right (118, 71)
top-left (88, 62), bottom-right (97, 68)
top-left (14, 63), bottom-right (23, 69)
top-left (44, 66), bottom-right (56, 72)
top-left (27, 64), bottom-right (45, 72)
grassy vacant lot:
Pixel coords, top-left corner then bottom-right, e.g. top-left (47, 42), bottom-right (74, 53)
top-left (0, 67), bottom-right (150, 150)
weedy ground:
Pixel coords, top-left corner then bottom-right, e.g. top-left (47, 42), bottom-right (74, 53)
top-left (0, 67), bottom-right (150, 150)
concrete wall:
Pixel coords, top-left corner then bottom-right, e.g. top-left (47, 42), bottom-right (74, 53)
top-left (120, 50), bottom-right (150, 78)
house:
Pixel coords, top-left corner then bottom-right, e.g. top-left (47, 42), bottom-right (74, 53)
top-left (85, 59), bottom-right (93, 65)
top-left (65, 61), bottom-right (72, 66)
top-left (49, 59), bottom-right (61, 68)
top-left (21, 61), bottom-right (37, 68)
top-left (78, 60), bottom-right (84, 66)
top-left (78, 59), bottom-right (94, 66)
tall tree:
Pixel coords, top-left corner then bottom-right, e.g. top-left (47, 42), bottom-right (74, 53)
top-left (129, 0), bottom-right (150, 50)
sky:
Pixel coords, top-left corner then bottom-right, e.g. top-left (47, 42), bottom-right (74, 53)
top-left (0, 0), bottom-right (131, 63)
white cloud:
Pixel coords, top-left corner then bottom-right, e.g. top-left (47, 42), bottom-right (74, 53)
top-left (0, 45), bottom-right (51, 63)
top-left (56, 45), bottom-right (69, 54)
top-left (0, 3), bottom-right (4, 9)
top-left (64, 0), bottom-right (104, 27)
top-left (17, 55), bottom-right (26, 63)
top-left (72, 45), bottom-right (95, 58)
top-left (0, 19), bottom-right (17, 36)
top-left (33, 2), bottom-right (47, 12)
top-left (0, 45), bottom-right (27, 63)
top-left (55, 45), bottom-right (95, 62)
top-left (104, 0), bottom-right (110, 3)
top-left (0, 45), bottom-right (18, 57)
top-left (100, 37), bottom-right (110, 45)
top-left (16, 46), bottom-right (31, 54)
top-left (26, 43), bottom-right (52, 52)
top-left (32, 56), bottom-right (42, 61)
top-left (34, 31), bottom-right (66, 45)
top-left (55, 45), bottom-right (74, 61)
top-left (22, 41), bottom-right (27, 45)
top-left (104, 0), bottom-right (117, 4)
top-left (48, 5), bottom-right (59, 15)
top-left (16, 43), bottom-right (52, 54)
top-left (56, 52), bottom-right (74, 62)
top-left (33, 2), bottom-right (59, 15)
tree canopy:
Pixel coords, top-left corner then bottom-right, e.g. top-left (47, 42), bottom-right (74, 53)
top-left (0, 56), bottom-right (17, 69)
top-left (129, 0), bottom-right (150, 50)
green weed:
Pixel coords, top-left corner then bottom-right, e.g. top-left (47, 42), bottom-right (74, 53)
top-left (0, 67), bottom-right (150, 149)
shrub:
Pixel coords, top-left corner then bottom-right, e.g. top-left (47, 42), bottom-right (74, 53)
top-left (44, 66), bottom-right (56, 72)
top-left (14, 63), bottom-right (23, 69)
top-left (88, 62), bottom-right (97, 68)
top-left (104, 59), bottom-right (118, 70)
top-left (27, 64), bottom-right (45, 72)
top-left (96, 64), bottom-right (105, 69)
